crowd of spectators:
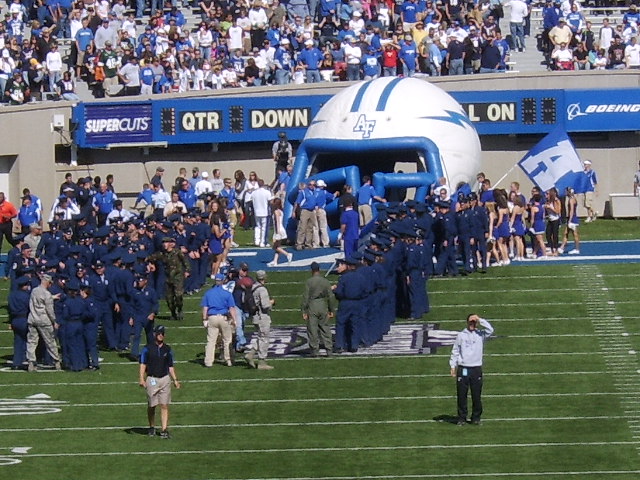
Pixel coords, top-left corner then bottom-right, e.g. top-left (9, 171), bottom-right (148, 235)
top-left (0, 0), bottom-right (527, 102)
top-left (541, 2), bottom-right (640, 70)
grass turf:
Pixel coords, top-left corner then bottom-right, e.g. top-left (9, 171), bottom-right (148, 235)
top-left (0, 248), bottom-right (640, 478)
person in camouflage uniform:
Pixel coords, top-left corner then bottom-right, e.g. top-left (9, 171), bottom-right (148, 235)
top-left (301, 261), bottom-right (337, 357)
top-left (148, 237), bottom-right (190, 321)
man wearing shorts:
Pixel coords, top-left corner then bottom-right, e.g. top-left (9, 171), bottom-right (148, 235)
top-left (582, 160), bottom-right (598, 222)
top-left (139, 325), bottom-right (180, 439)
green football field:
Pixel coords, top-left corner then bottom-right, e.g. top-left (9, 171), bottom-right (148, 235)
top-left (1, 260), bottom-right (640, 479)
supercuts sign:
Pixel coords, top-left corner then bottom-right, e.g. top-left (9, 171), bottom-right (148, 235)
top-left (81, 103), bottom-right (152, 145)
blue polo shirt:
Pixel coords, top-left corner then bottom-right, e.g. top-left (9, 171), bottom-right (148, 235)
top-left (296, 188), bottom-right (317, 211)
top-left (201, 285), bottom-right (235, 315)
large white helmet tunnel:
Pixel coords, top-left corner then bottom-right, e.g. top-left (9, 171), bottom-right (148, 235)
top-left (284, 77), bottom-right (482, 242)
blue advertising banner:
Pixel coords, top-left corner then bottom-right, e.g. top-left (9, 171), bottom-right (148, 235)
top-left (562, 88), bottom-right (640, 132)
top-left (76, 103), bottom-right (153, 146)
top-left (71, 87), bottom-right (640, 148)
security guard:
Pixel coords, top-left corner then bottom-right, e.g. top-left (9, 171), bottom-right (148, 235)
top-left (449, 314), bottom-right (494, 425)
top-left (139, 325), bottom-right (181, 439)
top-left (301, 262), bottom-right (337, 357)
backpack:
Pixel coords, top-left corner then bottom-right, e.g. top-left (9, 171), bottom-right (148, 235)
top-left (242, 284), bottom-right (263, 315)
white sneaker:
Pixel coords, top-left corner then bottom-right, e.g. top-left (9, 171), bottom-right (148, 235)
top-left (557, 247), bottom-right (564, 254)
top-left (267, 261), bottom-right (277, 267)
top-left (568, 249), bottom-right (580, 255)
top-left (286, 253), bottom-right (293, 264)
top-left (259, 243), bottom-right (267, 248)
top-left (585, 217), bottom-right (592, 223)
top-left (231, 241), bottom-right (239, 248)
top-left (502, 259), bottom-right (511, 266)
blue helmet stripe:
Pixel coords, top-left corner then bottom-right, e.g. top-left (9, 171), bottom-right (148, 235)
top-left (350, 81), bottom-right (373, 112)
top-left (376, 77), bottom-right (403, 111)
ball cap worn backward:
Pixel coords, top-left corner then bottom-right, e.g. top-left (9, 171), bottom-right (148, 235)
top-left (256, 270), bottom-right (267, 280)
top-left (214, 273), bottom-right (225, 282)
top-left (316, 179), bottom-right (327, 188)
top-left (154, 324), bottom-right (166, 335)
top-left (583, 160), bottom-right (592, 165)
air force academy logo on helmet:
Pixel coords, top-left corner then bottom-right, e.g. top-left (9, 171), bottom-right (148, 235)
top-left (353, 114), bottom-right (376, 138)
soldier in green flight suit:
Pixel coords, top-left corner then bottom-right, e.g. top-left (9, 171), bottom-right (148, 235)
top-left (301, 262), bottom-right (337, 357)
top-left (148, 237), bottom-right (190, 321)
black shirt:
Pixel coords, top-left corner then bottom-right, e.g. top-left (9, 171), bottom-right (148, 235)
top-left (140, 342), bottom-right (174, 378)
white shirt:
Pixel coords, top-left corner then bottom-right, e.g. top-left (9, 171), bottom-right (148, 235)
top-left (449, 318), bottom-right (494, 368)
top-left (625, 43), bottom-right (640, 66)
top-left (106, 208), bottom-right (135, 225)
top-left (508, 0), bottom-right (528, 23)
top-left (210, 177), bottom-right (224, 194)
top-left (600, 26), bottom-right (614, 49)
top-left (46, 50), bottom-right (63, 72)
top-left (227, 25), bottom-right (243, 51)
top-left (344, 43), bottom-right (362, 64)
top-left (251, 187), bottom-right (273, 217)
top-left (195, 179), bottom-right (213, 196)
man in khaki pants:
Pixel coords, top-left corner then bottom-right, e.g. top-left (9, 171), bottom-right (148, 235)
top-left (200, 274), bottom-right (237, 367)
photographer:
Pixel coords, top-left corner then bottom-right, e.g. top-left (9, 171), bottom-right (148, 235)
top-left (449, 314), bottom-right (494, 426)
top-left (272, 131), bottom-right (293, 185)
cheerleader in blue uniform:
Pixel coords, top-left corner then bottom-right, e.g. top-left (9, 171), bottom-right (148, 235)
top-left (509, 195), bottom-right (527, 261)
top-left (529, 193), bottom-right (547, 258)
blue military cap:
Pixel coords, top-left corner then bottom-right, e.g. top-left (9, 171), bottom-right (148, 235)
top-left (351, 251), bottom-right (364, 261)
top-left (22, 265), bottom-right (35, 273)
top-left (437, 200), bottom-right (451, 209)
top-left (374, 203), bottom-right (387, 211)
top-left (365, 247), bottom-right (382, 257)
top-left (167, 214), bottom-right (181, 223)
top-left (363, 251), bottom-right (376, 263)
top-left (67, 279), bottom-right (80, 291)
top-left (345, 257), bottom-right (359, 266)
top-left (20, 243), bottom-right (31, 251)
top-left (468, 192), bottom-right (478, 201)
top-left (397, 204), bottom-right (407, 214)
top-left (161, 220), bottom-right (173, 229)
top-left (55, 271), bottom-right (70, 280)
top-left (94, 226), bottom-right (111, 238)
top-left (154, 324), bottom-right (166, 335)
top-left (62, 227), bottom-right (73, 235)
top-left (75, 262), bottom-right (86, 270)
top-left (58, 195), bottom-right (68, 202)
top-left (93, 260), bottom-right (105, 268)
top-left (415, 202), bottom-right (427, 213)
top-left (386, 206), bottom-right (399, 215)
top-left (16, 276), bottom-right (30, 287)
top-left (13, 233), bottom-right (26, 243)
top-left (200, 212), bottom-right (209, 220)
top-left (405, 200), bottom-right (417, 209)
top-left (108, 253), bottom-right (122, 263)
top-left (135, 273), bottom-right (149, 282)
top-left (122, 253), bottom-right (136, 264)
top-left (69, 245), bottom-right (81, 254)
top-left (73, 213), bottom-right (86, 222)
top-left (136, 250), bottom-right (148, 260)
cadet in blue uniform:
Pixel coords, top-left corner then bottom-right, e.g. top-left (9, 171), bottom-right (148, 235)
top-left (469, 193), bottom-right (488, 273)
top-left (62, 280), bottom-right (92, 371)
top-left (90, 259), bottom-right (118, 350)
top-left (112, 254), bottom-right (136, 351)
top-left (9, 276), bottom-right (31, 369)
top-left (332, 258), bottom-right (367, 352)
top-left (129, 274), bottom-right (159, 361)
top-left (455, 196), bottom-right (474, 275)
top-left (340, 199), bottom-right (360, 259)
top-left (434, 201), bottom-right (458, 276)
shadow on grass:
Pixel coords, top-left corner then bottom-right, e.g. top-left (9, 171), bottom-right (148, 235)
top-left (125, 427), bottom-right (152, 436)
top-left (433, 414), bottom-right (459, 425)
